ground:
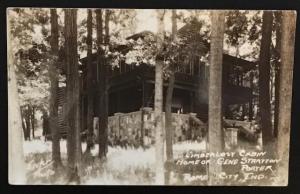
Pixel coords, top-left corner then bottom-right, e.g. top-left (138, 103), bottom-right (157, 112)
top-left (23, 138), bottom-right (207, 185)
top-left (23, 136), bottom-right (278, 185)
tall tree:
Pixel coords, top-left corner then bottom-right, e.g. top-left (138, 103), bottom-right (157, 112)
top-left (154, 9), bottom-right (166, 185)
top-left (49, 8), bottom-right (62, 169)
top-left (208, 10), bottom-right (225, 185)
top-left (100, 9), bottom-right (110, 157)
top-left (85, 9), bottom-right (94, 153)
top-left (30, 105), bottom-right (35, 138)
top-left (277, 11), bottom-right (296, 186)
top-left (273, 11), bottom-right (282, 138)
top-left (258, 11), bottom-right (274, 150)
top-left (24, 105), bottom-right (31, 140)
top-left (95, 9), bottom-right (106, 159)
top-left (8, 16), bottom-right (26, 184)
top-left (64, 9), bottom-right (81, 183)
top-left (165, 9), bottom-right (177, 185)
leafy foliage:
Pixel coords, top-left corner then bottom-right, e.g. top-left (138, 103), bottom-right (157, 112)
top-left (8, 8), bottom-right (53, 110)
top-left (119, 19), bottom-right (210, 78)
top-left (225, 10), bottom-right (249, 46)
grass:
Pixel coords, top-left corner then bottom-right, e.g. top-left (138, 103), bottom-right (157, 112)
top-left (23, 139), bottom-right (279, 185)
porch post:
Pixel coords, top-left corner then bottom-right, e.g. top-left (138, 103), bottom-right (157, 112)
top-left (249, 71), bottom-right (254, 120)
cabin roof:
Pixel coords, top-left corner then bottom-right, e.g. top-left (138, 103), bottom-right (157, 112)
top-left (80, 19), bottom-right (256, 71)
top-left (126, 30), bottom-right (155, 40)
top-left (223, 54), bottom-right (256, 72)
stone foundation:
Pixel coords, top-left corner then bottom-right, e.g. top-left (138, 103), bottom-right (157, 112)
top-left (93, 108), bottom-right (256, 149)
top-left (106, 107), bottom-right (207, 145)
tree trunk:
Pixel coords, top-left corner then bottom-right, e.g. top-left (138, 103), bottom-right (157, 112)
top-left (258, 11), bottom-right (274, 151)
top-left (208, 10), bottom-right (225, 185)
top-left (195, 61), bottom-right (208, 122)
top-left (64, 9), bottom-right (81, 183)
top-left (154, 9), bottom-right (165, 185)
top-left (273, 11), bottom-right (282, 138)
top-left (277, 11), bottom-right (296, 186)
top-left (96, 9), bottom-right (107, 159)
top-left (30, 106), bottom-right (35, 138)
top-left (102, 9), bottom-right (110, 156)
top-left (8, 29), bottom-right (26, 184)
top-left (50, 8), bottom-right (62, 169)
top-left (86, 9), bottom-right (94, 153)
top-left (165, 9), bottom-right (177, 185)
top-left (25, 105), bottom-right (31, 141)
top-left (20, 108), bottom-right (27, 140)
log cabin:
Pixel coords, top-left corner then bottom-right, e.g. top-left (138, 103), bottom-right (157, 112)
top-left (57, 19), bottom-right (258, 144)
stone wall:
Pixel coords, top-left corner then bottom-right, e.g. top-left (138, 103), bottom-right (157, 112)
top-left (108, 111), bottom-right (142, 138)
top-left (107, 107), bottom-right (207, 144)
top-left (98, 107), bottom-right (257, 150)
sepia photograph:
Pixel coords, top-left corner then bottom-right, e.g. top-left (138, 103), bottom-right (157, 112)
top-left (7, 8), bottom-right (296, 186)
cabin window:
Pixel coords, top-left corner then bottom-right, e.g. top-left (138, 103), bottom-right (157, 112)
top-left (96, 63), bottom-right (99, 82)
top-left (112, 66), bottom-right (119, 76)
top-left (199, 62), bottom-right (206, 78)
top-left (185, 61), bottom-right (191, 75)
top-left (125, 63), bottom-right (129, 73)
top-left (120, 61), bottom-right (125, 73)
top-left (108, 66), bottom-right (112, 77)
top-left (193, 57), bottom-right (200, 75)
